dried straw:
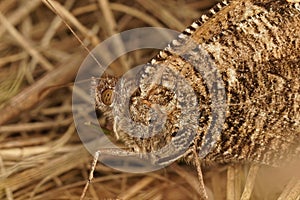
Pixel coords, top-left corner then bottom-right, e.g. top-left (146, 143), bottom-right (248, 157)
top-left (0, 0), bottom-right (298, 199)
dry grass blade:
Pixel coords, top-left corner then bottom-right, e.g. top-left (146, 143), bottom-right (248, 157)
top-left (0, 12), bottom-right (54, 71)
top-left (97, 0), bottom-right (130, 71)
top-left (171, 163), bottom-right (203, 197)
top-left (0, 0), bottom-right (41, 37)
top-left (0, 64), bottom-right (25, 106)
top-left (118, 176), bottom-right (155, 200)
top-left (42, 0), bottom-right (100, 46)
top-left (0, 146), bottom-right (89, 198)
top-left (0, 157), bottom-right (13, 200)
top-left (0, 1), bottom-right (298, 200)
top-left (71, 3), bottom-right (164, 28)
top-left (240, 164), bottom-right (260, 200)
top-left (0, 117), bottom-right (72, 133)
top-left (110, 3), bottom-right (164, 27)
top-left (227, 164), bottom-right (244, 200)
top-left (0, 52), bottom-right (27, 68)
top-left (0, 0), bottom-right (16, 13)
top-left (284, 181), bottom-right (300, 200)
top-left (278, 178), bottom-right (300, 200)
top-left (136, 0), bottom-right (186, 30)
top-left (0, 55), bottom-right (82, 125)
top-left (97, 0), bottom-right (118, 35)
top-left (41, 0), bottom-right (75, 47)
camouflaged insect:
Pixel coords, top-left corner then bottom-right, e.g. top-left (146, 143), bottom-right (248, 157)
top-left (94, 0), bottom-right (300, 167)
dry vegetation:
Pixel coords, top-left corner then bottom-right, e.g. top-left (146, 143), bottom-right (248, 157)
top-left (0, 0), bottom-right (299, 199)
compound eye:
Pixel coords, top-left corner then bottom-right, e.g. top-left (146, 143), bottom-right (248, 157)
top-left (101, 89), bottom-right (114, 105)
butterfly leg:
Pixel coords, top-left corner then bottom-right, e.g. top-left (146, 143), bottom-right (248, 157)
top-left (193, 147), bottom-right (208, 200)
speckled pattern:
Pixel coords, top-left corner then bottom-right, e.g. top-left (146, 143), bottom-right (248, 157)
top-left (94, 0), bottom-right (300, 167)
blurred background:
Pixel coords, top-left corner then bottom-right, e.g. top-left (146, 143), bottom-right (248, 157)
top-left (0, 0), bottom-right (299, 199)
